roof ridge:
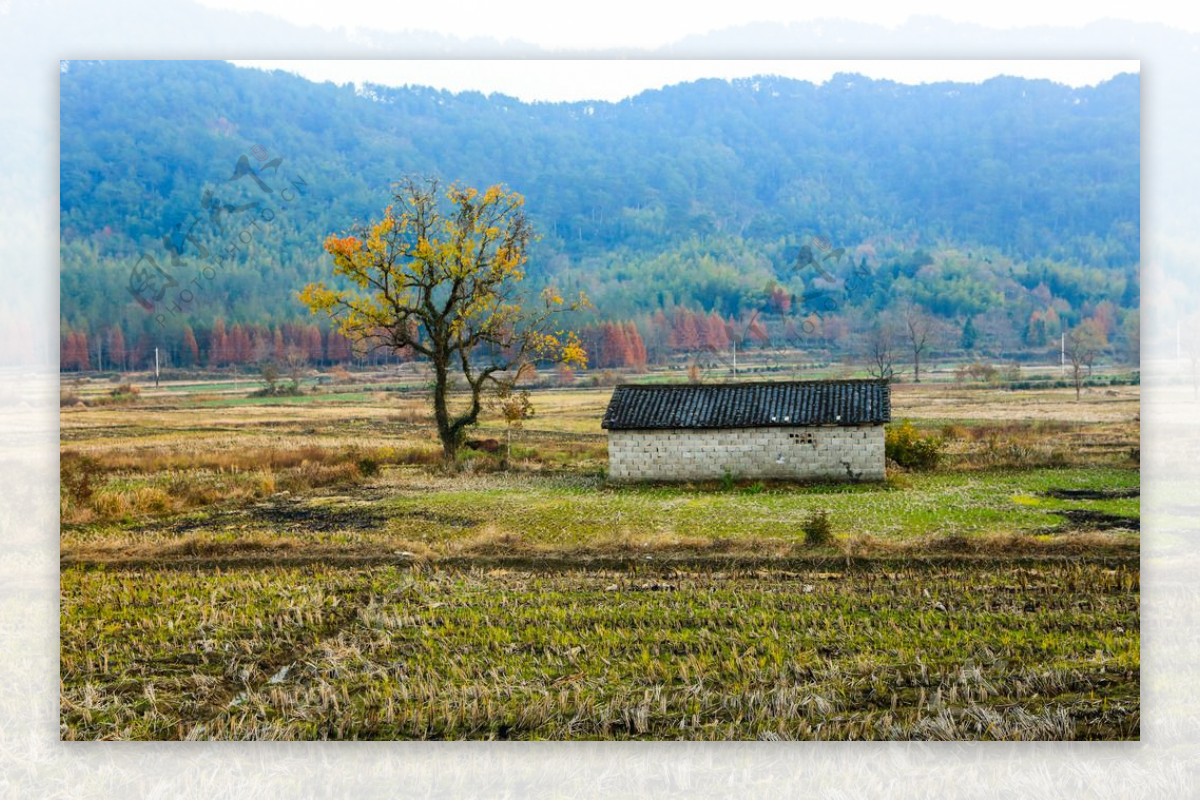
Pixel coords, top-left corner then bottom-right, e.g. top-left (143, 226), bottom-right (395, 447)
top-left (613, 378), bottom-right (888, 390)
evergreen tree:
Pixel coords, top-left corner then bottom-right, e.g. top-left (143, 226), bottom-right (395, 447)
top-left (960, 316), bottom-right (978, 351)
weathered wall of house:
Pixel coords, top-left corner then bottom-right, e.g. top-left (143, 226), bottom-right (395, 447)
top-left (607, 425), bottom-right (885, 482)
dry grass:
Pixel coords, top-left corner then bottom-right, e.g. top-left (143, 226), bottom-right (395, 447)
top-left (890, 382), bottom-right (1139, 425)
top-left (58, 373), bottom-right (1140, 741)
top-left (59, 441), bottom-right (449, 525)
top-left (61, 561), bottom-right (1138, 740)
top-left (838, 530), bottom-right (1138, 560)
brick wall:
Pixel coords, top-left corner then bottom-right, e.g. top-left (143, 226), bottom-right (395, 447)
top-left (607, 425), bottom-right (885, 482)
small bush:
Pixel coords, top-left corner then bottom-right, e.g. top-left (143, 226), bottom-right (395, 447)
top-left (111, 383), bottom-right (140, 400)
top-left (940, 423), bottom-right (967, 441)
top-left (954, 362), bottom-right (998, 383)
top-left (803, 509), bottom-right (833, 548)
top-left (91, 490), bottom-right (132, 521)
top-left (885, 421), bottom-right (945, 470)
top-left (720, 469), bottom-right (735, 492)
top-left (129, 486), bottom-right (173, 515)
top-left (60, 452), bottom-right (103, 520)
top-left (256, 469), bottom-right (277, 495)
top-left (248, 384), bottom-right (304, 398)
top-left (277, 461), bottom-right (361, 493)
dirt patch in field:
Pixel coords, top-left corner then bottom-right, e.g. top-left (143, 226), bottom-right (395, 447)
top-left (248, 500), bottom-right (389, 532)
top-left (1044, 487), bottom-right (1139, 500)
top-left (1054, 508), bottom-right (1140, 532)
top-left (62, 531), bottom-right (1139, 572)
top-left (168, 496), bottom-right (389, 534)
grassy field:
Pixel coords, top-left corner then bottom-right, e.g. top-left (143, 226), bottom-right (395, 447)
top-left (60, 370), bottom-right (1140, 740)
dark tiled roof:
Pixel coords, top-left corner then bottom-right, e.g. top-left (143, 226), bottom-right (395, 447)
top-left (601, 380), bottom-right (890, 430)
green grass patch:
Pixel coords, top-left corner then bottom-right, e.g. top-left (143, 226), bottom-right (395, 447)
top-left (192, 391), bottom-right (377, 408)
top-left (371, 468), bottom-right (1138, 548)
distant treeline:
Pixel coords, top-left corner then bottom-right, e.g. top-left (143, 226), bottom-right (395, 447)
top-left (61, 293), bottom-right (1138, 373)
top-left (59, 60), bottom-right (1140, 368)
top-left (60, 321), bottom-right (356, 372)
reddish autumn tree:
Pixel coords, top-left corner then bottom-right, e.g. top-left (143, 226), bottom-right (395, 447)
top-left (746, 316), bottom-right (769, 344)
top-left (180, 325), bottom-right (200, 366)
top-left (602, 322), bottom-right (633, 368)
top-left (279, 323), bottom-right (297, 354)
top-left (208, 319), bottom-right (228, 367)
top-left (326, 328), bottom-right (353, 364)
top-left (72, 330), bottom-right (87, 371)
top-left (229, 324), bottom-right (252, 365)
top-left (1043, 308), bottom-right (1061, 337)
top-left (129, 332), bottom-right (153, 369)
top-left (61, 330), bottom-right (90, 371)
top-left (1091, 300), bottom-right (1117, 339)
top-left (624, 322), bottom-right (648, 370)
top-left (669, 308), bottom-right (702, 351)
top-left (703, 311), bottom-right (729, 351)
top-left (766, 284), bottom-right (791, 315)
top-left (1024, 310), bottom-right (1048, 347)
top-left (304, 324), bottom-right (324, 364)
top-left (107, 326), bottom-right (126, 371)
top-left (58, 332), bottom-right (72, 371)
top-left (248, 326), bottom-right (269, 364)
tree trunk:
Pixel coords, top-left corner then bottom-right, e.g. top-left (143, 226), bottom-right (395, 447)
top-left (913, 349), bottom-right (921, 383)
top-left (434, 358), bottom-right (490, 465)
top-left (432, 359), bottom-right (456, 463)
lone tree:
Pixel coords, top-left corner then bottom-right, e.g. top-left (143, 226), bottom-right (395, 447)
top-left (301, 177), bottom-right (587, 462)
top-left (960, 316), bottom-right (978, 352)
top-left (1064, 318), bottom-right (1107, 400)
top-left (902, 303), bottom-right (936, 383)
top-left (492, 365), bottom-right (537, 469)
top-left (864, 321), bottom-right (899, 382)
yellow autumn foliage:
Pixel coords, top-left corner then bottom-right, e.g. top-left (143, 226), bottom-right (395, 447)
top-left (299, 177), bottom-right (589, 459)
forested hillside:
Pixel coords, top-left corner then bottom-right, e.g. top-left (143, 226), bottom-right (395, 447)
top-left (59, 60), bottom-right (1139, 371)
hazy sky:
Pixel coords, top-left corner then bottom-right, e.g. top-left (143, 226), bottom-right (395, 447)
top-left (201, 0), bottom-right (1200, 49)
top-left (232, 59), bottom-right (1139, 104)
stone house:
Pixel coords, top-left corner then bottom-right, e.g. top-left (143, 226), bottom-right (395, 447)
top-left (601, 379), bottom-right (890, 482)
